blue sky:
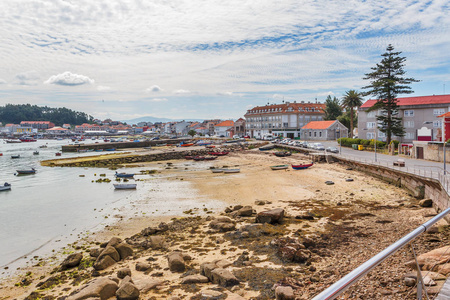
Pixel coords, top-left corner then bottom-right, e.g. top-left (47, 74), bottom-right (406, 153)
top-left (0, 0), bottom-right (449, 121)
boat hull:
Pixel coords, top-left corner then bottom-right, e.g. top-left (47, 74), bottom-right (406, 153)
top-left (113, 184), bottom-right (137, 189)
top-left (291, 163), bottom-right (313, 170)
top-left (270, 165), bottom-right (289, 170)
top-left (223, 169), bottom-right (240, 173)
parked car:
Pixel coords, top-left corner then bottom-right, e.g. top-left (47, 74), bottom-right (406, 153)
top-left (315, 143), bottom-right (325, 151)
top-left (243, 135), bottom-right (250, 139)
top-left (326, 147), bottom-right (339, 153)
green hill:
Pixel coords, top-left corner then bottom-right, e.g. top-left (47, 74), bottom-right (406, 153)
top-left (0, 104), bottom-right (93, 126)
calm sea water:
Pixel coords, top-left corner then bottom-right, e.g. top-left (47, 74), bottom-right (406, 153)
top-left (0, 139), bottom-right (224, 277)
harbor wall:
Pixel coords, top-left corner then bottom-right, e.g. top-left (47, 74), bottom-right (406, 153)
top-left (61, 138), bottom-right (190, 152)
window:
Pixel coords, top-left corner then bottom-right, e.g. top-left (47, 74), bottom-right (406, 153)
top-left (319, 131), bottom-right (322, 137)
top-left (367, 122), bottom-right (376, 129)
top-left (434, 120), bottom-right (442, 128)
top-left (404, 121), bottom-right (414, 128)
top-left (283, 122), bottom-right (288, 128)
top-left (404, 110), bottom-right (414, 117)
top-left (405, 132), bottom-right (415, 139)
top-left (434, 109), bottom-right (445, 115)
top-left (367, 132), bottom-right (374, 139)
top-left (378, 131), bottom-right (386, 138)
top-left (309, 132), bottom-right (311, 137)
top-left (314, 132), bottom-right (317, 137)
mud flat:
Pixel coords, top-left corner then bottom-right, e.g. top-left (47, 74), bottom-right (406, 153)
top-left (2, 150), bottom-right (448, 299)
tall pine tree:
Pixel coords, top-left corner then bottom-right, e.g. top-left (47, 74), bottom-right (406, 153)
top-left (363, 45), bottom-right (419, 144)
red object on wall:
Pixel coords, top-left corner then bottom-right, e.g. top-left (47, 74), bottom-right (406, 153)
top-left (418, 136), bottom-right (432, 141)
top-left (445, 117), bottom-right (450, 142)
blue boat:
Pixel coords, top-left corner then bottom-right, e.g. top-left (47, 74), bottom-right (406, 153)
top-left (105, 148), bottom-right (116, 151)
top-left (115, 172), bottom-right (135, 178)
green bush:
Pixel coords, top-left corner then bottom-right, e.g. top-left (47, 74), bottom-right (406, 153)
top-left (338, 137), bottom-right (386, 149)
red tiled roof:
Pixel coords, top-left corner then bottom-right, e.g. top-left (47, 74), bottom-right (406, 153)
top-left (302, 121), bottom-right (336, 130)
top-left (245, 102), bottom-right (325, 115)
top-left (215, 120), bottom-right (234, 127)
top-left (438, 112), bottom-right (450, 118)
top-left (360, 95), bottom-right (450, 108)
top-left (20, 121), bottom-right (52, 124)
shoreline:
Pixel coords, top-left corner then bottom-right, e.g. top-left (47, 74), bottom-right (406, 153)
top-left (1, 150), bottom-right (449, 299)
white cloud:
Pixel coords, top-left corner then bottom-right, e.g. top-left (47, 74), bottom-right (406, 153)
top-left (317, 91), bottom-right (335, 97)
top-left (97, 85), bottom-right (111, 91)
top-left (146, 85), bottom-right (162, 93)
top-left (14, 71), bottom-right (40, 85)
top-left (173, 89), bottom-right (191, 94)
top-left (0, 79), bottom-right (6, 84)
top-left (150, 98), bottom-right (168, 102)
top-left (44, 72), bottom-right (94, 86)
top-left (217, 91), bottom-right (233, 96)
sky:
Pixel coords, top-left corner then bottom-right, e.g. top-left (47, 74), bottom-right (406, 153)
top-left (0, 0), bottom-right (449, 121)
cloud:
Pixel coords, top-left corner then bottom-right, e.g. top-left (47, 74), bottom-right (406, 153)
top-left (146, 85), bottom-right (162, 93)
top-left (317, 91), bottom-right (335, 97)
top-left (150, 98), bottom-right (168, 102)
top-left (217, 91), bottom-right (233, 96)
top-left (173, 89), bottom-right (191, 94)
top-left (97, 85), bottom-right (111, 91)
top-left (14, 71), bottom-right (40, 85)
top-left (0, 79), bottom-right (6, 84)
top-left (44, 72), bottom-right (94, 86)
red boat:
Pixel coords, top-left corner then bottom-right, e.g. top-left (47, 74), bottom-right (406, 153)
top-left (208, 151), bottom-right (229, 156)
top-left (193, 156), bottom-right (205, 161)
top-left (19, 138), bottom-right (37, 142)
top-left (185, 155), bottom-right (193, 159)
top-left (205, 145), bottom-right (215, 148)
top-left (291, 162), bottom-right (313, 170)
top-left (180, 143), bottom-right (194, 147)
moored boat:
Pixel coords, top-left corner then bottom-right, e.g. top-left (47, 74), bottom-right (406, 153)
top-left (115, 172), bottom-right (135, 178)
top-left (113, 183), bottom-right (137, 189)
top-left (259, 144), bottom-right (275, 151)
top-left (204, 156), bottom-right (218, 160)
top-left (16, 168), bottom-right (36, 175)
top-left (270, 164), bottom-right (289, 170)
top-left (11, 155), bottom-right (20, 159)
top-left (185, 155), bottom-right (193, 160)
top-left (0, 182), bottom-right (11, 191)
top-left (105, 148), bottom-right (116, 151)
top-left (33, 151), bottom-right (39, 155)
top-left (291, 162), bottom-right (314, 170)
top-left (211, 168), bottom-right (224, 173)
top-left (208, 151), bottom-right (229, 156)
top-left (55, 152), bottom-right (62, 156)
top-left (39, 144), bottom-right (48, 148)
top-left (193, 156), bottom-right (206, 161)
top-left (6, 139), bottom-right (22, 143)
top-left (95, 149), bottom-right (104, 152)
top-left (223, 169), bottom-right (240, 173)
top-left (20, 137), bottom-right (37, 142)
top-left (180, 143), bottom-right (194, 147)
top-left (273, 151), bottom-right (291, 157)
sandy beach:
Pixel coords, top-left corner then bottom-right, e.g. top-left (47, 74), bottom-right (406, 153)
top-left (0, 149), bottom-right (448, 299)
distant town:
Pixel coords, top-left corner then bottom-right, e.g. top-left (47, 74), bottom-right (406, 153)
top-left (2, 94), bottom-right (450, 147)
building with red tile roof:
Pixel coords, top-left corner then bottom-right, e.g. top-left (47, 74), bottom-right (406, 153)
top-left (358, 94), bottom-right (450, 143)
top-left (214, 120), bottom-right (234, 137)
top-left (301, 120), bottom-right (348, 140)
top-left (244, 100), bottom-right (326, 138)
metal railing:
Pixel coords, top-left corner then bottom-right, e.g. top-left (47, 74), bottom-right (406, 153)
top-left (312, 207), bottom-right (450, 300)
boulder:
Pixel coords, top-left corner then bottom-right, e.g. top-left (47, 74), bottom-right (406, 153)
top-left (210, 268), bottom-right (239, 287)
top-left (256, 208), bottom-right (285, 224)
top-left (231, 206), bottom-right (253, 217)
top-left (66, 277), bottom-right (119, 300)
top-left (233, 205), bottom-right (243, 211)
top-left (94, 255), bottom-right (117, 270)
top-left (90, 248), bottom-right (103, 258)
top-left (200, 262), bottom-right (217, 280)
top-left (201, 289), bottom-right (224, 299)
top-left (116, 282), bottom-right (139, 300)
top-left (405, 245), bottom-right (450, 271)
top-left (115, 242), bottom-right (133, 260)
top-left (215, 259), bottom-right (232, 268)
top-left (254, 200), bottom-right (266, 205)
top-left (61, 253), bottom-right (83, 270)
top-left (181, 274), bottom-right (209, 284)
top-left (147, 236), bottom-right (166, 249)
top-left (419, 199), bottom-right (433, 207)
top-left (117, 268), bottom-right (132, 279)
top-left (275, 286), bottom-right (295, 300)
top-left (209, 217), bottom-right (236, 232)
top-left (134, 279), bottom-right (164, 293)
top-left (107, 237), bottom-right (123, 248)
top-left (98, 245), bottom-right (121, 262)
top-left (167, 252), bottom-right (186, 273)
top-left (135, 262), bottom-right (151, 272)
top-left (141, 227), bottom-right (158, 236)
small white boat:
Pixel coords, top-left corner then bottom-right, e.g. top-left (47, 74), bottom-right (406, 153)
top-left (16, 168), bottom-right (36, 175)
top-left (0, 182), bottom-right (11, 191)
top-left (113, 183), bottom-right (137, 190)
top-left (223, 169), bottom-right (240, 173)
top-left (211, 168), bottom-right (224, 173)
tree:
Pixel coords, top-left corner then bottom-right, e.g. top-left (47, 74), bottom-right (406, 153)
top-left (323, 95), bottom-right (342, 120)
top-left (342, 90), bottom-right (363, 137)
top-left (188, 129), bottom-right (196, 137)
top-left (363, 44), bottom-right (419, 144)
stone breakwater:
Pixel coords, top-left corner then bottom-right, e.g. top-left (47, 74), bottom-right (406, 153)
top-left (41, 143), bottom-right (267, 168)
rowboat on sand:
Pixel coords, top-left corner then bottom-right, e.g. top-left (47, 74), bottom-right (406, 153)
top-left (113, 183), bottom-right (137, 189)
top-left (0, 182), bottom-right (11, 191)
top-left (270, 164), bottom-right (289, 170)
top-left (211, 168), bottom-right (224, 173)
top-left (223, 169), bottom-right (240, 173)
top-left (291, 162), bottom-right (314, 170)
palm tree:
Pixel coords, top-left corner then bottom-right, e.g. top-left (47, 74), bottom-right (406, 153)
top-left (342, 90), bottom-right (363, 137)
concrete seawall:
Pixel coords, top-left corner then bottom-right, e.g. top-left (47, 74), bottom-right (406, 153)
top-left (61, 138), bottom-right (190, 152)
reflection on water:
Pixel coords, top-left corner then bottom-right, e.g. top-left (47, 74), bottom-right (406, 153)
top-left (0, 139), bottom-right (224, 276)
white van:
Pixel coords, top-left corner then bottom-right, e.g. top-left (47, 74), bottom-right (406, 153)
top-left (263, 134), bottom-right (275, 141)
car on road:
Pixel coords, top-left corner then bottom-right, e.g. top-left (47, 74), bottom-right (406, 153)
top-left (313, 143), bottom-right (325, 150)
top-left (326, 147), bottom-right (339, 153)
